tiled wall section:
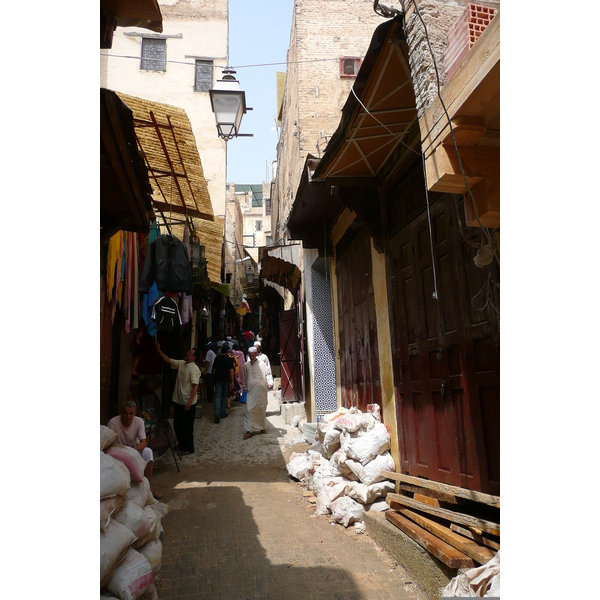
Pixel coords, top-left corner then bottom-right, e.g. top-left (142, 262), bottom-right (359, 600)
top-left (311, 267), bottom-right (337, 414)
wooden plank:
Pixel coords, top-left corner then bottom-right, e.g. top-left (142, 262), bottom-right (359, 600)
top-left (397, 508), bottom-right (496, 564)
top-left (387, 494), bottom-right (500, 536)
top-left (414, 493), bottom-right (440, 507)
top-left (381, 472), bottom-right (500, 508)
top-left (400, 484), bottom-right (460, 504)
top-left (450, 524), bottom-right (500, 551)
top-left (386, 510), bottom-right (475, 569)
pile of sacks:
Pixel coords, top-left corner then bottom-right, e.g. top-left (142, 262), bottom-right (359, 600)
top-left (287, 405), bottom-right (395, 528)
top-left (100, 425), bottom-right (170, 600)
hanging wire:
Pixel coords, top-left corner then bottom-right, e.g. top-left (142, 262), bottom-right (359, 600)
top-left (471, 266), bottom-right (500, 315)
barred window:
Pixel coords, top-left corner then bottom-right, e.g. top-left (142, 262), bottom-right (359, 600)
top-left (255, 220), bottom-right (262, 232)
top-left (339, 57), bottom-right (361, 78)
top-left (141, 38), bottom-right (166, 71)
top-left (194, 60), bottom-right (213, 92)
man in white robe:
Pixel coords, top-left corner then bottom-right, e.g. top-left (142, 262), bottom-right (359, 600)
top-left (250, 340), bottom-right (274, 389)
top-left (242, 346), bottom-right (269, 440)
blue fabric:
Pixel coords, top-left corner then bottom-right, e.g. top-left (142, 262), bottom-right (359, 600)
top-left (141, 221), bottom-right (162, 336)
top-left (239, 389), bottom-right (247, 404)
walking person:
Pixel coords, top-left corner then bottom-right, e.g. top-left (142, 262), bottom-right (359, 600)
top-left (231, 343), bottom-right (246, 400)
top-left (242, 346), bottom-right (269, 440)
top-left (252, 340), bottom-right (274, 390)
top-left (211, 345), bottom-right (235, 423)
top-left (154, 340), bottom-right (201, 454)
top-left (203, 342), bottom-right (217, 403)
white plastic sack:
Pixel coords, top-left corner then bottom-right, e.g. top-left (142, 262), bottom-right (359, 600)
top-left (152, 501), bottom-right (170, 519)
top-left (106, 548), bottom-right (155, 600)
top-left (330, 496), bottom-right (364, 527)
top-left (322, 428), bottom-right (342, 458)
top-left (105, 445), bottom-right (147, 483)
top-left (441, 551), bottom-right (500, 597)
top-left (344, 480), bottom-right (395, 505)
top-left (342, 422), bottom-right (390, 465)
top-left (100, 519), bottom-right (137, 588)
top-left (334, 451), bottom-right (361, 481)
top-left (101, 493), bottom-right (128, 533)
top-left (333, 408), bottom-right (364, 433)
top-left (126, 478), bottom-right (156, 508)
top-left (344, 452), bottom-right (396, 485)
top-left (113, 500), bottom-right (152, 548)
top-left (138, 539), bottom-right (163, 575)
top-left (101, 451), bottom-right (131, 499)
top-left (101, 425), bottom-right (118, 450)
top-left (143, 506), bottom-right (163, 543)
top-left (315, 478), bottom-right (348, 515)
top-left (290, 415), bottom-right (302, 428)
top-left (286, 451), bottom-right (321, 480)
top-left (366, 403), bottom-right (381, 421)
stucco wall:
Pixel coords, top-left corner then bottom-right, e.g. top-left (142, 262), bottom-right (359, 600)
top-left (100, 0), bottom-right (228, 216)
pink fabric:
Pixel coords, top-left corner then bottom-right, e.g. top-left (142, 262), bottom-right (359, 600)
top-left (105, 446), bottom-right (145, 483)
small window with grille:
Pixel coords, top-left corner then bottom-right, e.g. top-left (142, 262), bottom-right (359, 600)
top-left (141, 38), bottom-right (166, 71)
top-left (255, 220), bottom-right (262, 232)
top-left (339, 57), bottom-right (361, 78)
top-left (194, 60), bottom-right (213, 92)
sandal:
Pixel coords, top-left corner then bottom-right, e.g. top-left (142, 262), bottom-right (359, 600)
top-left (243, 432), bottom-right (252, 440)
top-left (260, 429), bottom-right (267, 434)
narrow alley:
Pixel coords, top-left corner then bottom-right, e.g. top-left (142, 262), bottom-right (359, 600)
top-left (150, 389), bottom-right (427, 600)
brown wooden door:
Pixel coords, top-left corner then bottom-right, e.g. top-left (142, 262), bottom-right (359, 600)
top-left (280, 308), bottom-right (301, 401)
top-left (387, 195), bottom-right (500, 494)
top-left (335, 230), bottom-right (382, 412)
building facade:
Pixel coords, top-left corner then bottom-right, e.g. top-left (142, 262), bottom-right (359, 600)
top-left (100, 0), bottom-right (229, 216)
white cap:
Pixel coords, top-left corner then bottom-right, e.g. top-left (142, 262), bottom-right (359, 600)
top-left (254, 340), bottom-right (262, 347)
top-left (248, 346), bottom-right (258, 354)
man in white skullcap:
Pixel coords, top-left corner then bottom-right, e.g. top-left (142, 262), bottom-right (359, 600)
top-left (242, 346), bottom-right (269, 439)
top-left (249, 340), bottom-right (273, 389)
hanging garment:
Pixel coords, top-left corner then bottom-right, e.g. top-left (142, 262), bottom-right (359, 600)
top-left (106, 232), bottom-right (122, 302)
top-left (139, 234), bottom-right (192, 294)
top-left (151, 295), bottom-right (182, 332)
top-left (142, 283), bottom-right (160, 336)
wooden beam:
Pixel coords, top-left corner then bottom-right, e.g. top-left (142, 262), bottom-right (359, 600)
top-left (381, 472), bottom-right (500, 508)
top-left (450, 524), bottom-right (500, 551)
top-left (386, 511), bottom-right (475, 569)
top-left (397, 508), bottom-right (497, 564)
top-left (387, 494), bottom-right (500, 536)
top-left (464, 177), bottom-right (499, 228)
top-left (425, 144), bottom-right (499, 193)
top-left (152, 200), bottom-right (214, 221)
top-left (400, 484), bottom-right (461, 505)
top-left (442, 117), bottom-right (487, 147)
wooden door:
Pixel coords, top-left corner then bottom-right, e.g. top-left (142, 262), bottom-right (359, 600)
top-left (279, 308), bottom-right (301, 401)
top-left (388, 195), bottom-right (500, 494)
top-left (335, 230), bottom-right (382, 412)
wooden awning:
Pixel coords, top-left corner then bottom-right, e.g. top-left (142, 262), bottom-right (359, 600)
top-left (100, 88), bottom-right (154, 245)
top-left (313, 17), bottom-right (418, 182)
top-left (101, 0), bottom-right (162, 48)
top-left (259, 246), bottom-right (301, 295)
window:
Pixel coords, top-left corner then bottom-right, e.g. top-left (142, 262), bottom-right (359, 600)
top-left (255, 220), bottom-right (262, 232)
top-left (266, 235), bottom-right (272, 246)
top-left (141, 38), bottom-right (166, 71)
top-left (339, 57), bottom-right (361, 78)
top-left (265, 197), bottom-right (272, 216)
top-left (194, 60), bottom-right (213, 92)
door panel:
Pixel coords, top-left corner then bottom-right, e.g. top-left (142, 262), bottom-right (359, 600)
top-left (279, 309), bottom-right (301, 401)
top-left (388, 195), bottom-right (500, 494)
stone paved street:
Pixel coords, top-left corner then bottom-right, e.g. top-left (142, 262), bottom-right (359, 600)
top-left (151, 390), bottom-right (427, 600)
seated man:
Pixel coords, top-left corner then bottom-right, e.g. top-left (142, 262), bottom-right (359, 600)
top-left (108, 401), bottom-right (162, 500)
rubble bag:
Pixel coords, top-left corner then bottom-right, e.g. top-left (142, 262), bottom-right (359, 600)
top-left (101, 452), bottom-right (131, 499)
top-left (113, 500), bottom-right (153, 548)
top-left (143, 506), bottom-right (162, 543)
top-left (138, 539), bottom-right (163, 575)
top-left (344, 480), bottom-right (395, 505)
top-left (101, 425), bottom-right (118, 450)
top-left (100, 519), bottom-right (137, 588)
top-left (344, 452), bottom-right (396, 486)
top-left (126, 478), bottom-right (156, 509)
top-left (342, 422), bottom-right (391, 465)
top-left (106, 548), bottom-right (155, 600)
top-left (330, 496), bottom-right (365, 528)
top-left (105, 445), bottom-right (147, 483)
top-left (101, 492), bottom-right (128, 533)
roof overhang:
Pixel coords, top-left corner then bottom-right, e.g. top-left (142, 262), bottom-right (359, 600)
top-left (418, 12), bottom-right (500, 228)
top-left (285, 155), bottom-right (343, 255)
top-left (313, 17), bottom-right (419, 183)
top-left (100, 88), bottom-right (154, 245)
top-left (101, 0), bottom-right (163, 49)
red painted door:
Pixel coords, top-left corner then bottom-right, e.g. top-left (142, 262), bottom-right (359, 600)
top-left (279, 308), bottom-right (301, 401)
top-left (388, 195), bottom-right (500, 494)
top-left (335, 230), bottom-right (382, 412)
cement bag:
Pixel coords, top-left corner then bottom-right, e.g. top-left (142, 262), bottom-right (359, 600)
top-left (315, 478), bottom-right (348, 515)
top-left (105, 445), bottom-right (146, 483)
top-left (344, 452), bottom-right (396, 485)
top-left (309, 460), bottom-right (333, 495)
top-left (286, 451), bottom-right (322, 481)
top-left (152, 501), bottom-right (170, 519)
top-left (113, 500), bottom-right (152, 548)
top-left (330, 496), bottom-right (364, 528)
top-left (102, 425), bottom-right (118, 450)
top-left (126, 478), bottom-right (155, 508)
top-left (367, 403), bottom-right (381, 421)
top-left (345, 480), bottom-right (395, 505)
top-left (138, 539), bottom-right (163, 575)
top-left (143, 506), bottom-right (162, 543)
top-left (334, 450), bottom-right (360, 482)
top-left (101, 451), bottom-right (131, 499)
top-left (342, 422), bottom-right (390, 465)
top-left (100, 519), bottom-right (137, 587)
top-left (441, 550), bottom-right (500, 597)
top-left (333, 408), bottom-right (364, 433)
top-left (322, 428), bottom-right (341, 458)
top-left (106, 548), bottom-right (154, 600)
top-left (101, 492), bottom-right (128, 532)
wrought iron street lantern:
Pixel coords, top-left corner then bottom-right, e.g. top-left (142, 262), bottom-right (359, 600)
top-left (246, 265), bottom-right (255, 284)
top-left (209, 69), bottom-right (253, 140)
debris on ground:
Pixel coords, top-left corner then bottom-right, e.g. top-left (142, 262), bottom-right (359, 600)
top-left (440, 551), bottom-right (500, 597)
top-left (285, 405), bottom-right (395, 529)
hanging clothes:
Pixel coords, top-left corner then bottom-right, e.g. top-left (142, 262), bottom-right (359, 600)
top-left (180, 222), bottom-right (193, 328)
top-left (133, 234), bottom-right (139, 330)
top-left (106, 232), bottom-right (122, 302)
top-left (151, 295), bottom-right (182, 332)
top-left (139, 233), bottom-right (192, 295)
top-left (140, 222), bottom-right (162, 336)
